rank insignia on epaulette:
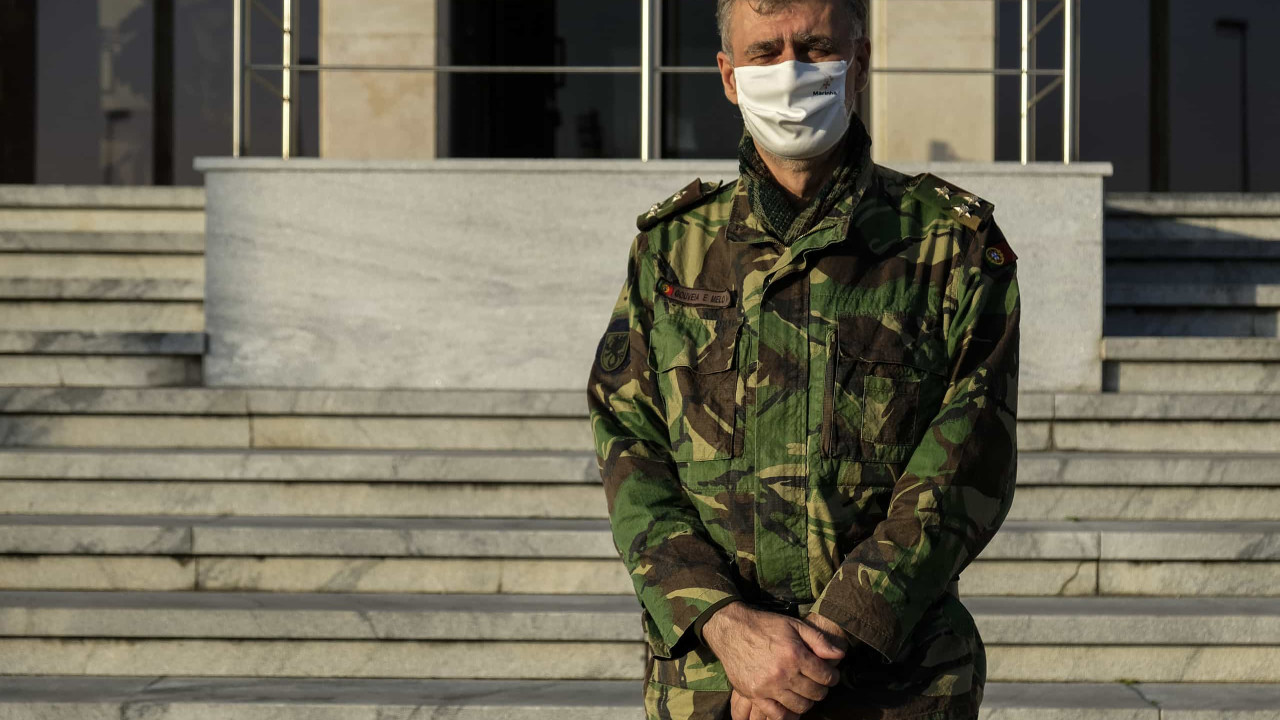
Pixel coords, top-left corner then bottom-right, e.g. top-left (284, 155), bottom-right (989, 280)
top-left (636, 178), bottom-right (722, 231)
top-left (913, 174), bottom-right (995, 232)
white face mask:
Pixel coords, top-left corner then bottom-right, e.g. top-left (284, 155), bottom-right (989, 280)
top-left (733, 59), bottom-right (852, 161)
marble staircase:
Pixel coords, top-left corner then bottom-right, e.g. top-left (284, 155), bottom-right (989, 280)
top-left (0, 186), bottom-right (206, 388)
top-left (1105, 194), bottom-right (1280, 338)
top-left (0, 188), bottom-right (1278, 718)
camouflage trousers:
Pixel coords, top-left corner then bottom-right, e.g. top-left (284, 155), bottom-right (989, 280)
top-left (640, 593), bottom-right (984, 720)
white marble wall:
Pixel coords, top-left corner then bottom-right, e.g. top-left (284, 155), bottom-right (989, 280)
top-left (195, 158), bottom-right (1110, 392)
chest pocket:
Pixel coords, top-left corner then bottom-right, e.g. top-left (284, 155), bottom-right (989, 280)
top-left (822, 311), bottom-right (947, 464)
top-left (648, 308), bottom-right (742, 462)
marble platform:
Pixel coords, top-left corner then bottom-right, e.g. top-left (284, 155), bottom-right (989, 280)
top-left (195, 159), bottom-right (1111, 392)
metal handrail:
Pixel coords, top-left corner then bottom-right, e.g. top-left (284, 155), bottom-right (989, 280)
top-left (234, 0), bottom-right (1078, 164)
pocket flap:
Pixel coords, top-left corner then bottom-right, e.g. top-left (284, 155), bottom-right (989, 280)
top-left (649, 313), bottom-right (741, 373)
top-left (837, 312), bottom-right (945, 375)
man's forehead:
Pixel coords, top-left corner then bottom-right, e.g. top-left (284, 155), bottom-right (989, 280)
top-left (732, 1), bottom-right (845, 45)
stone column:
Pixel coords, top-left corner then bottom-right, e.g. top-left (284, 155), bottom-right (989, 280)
top-left (869, 0), bottom-right (996, 162)
top-left (319, 0), bottom-right (437, 159)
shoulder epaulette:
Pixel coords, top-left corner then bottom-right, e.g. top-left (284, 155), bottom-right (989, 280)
top-left (908, 173), bottom-right (995, 232)
top-left (636, 178), bottom-right (724, 231)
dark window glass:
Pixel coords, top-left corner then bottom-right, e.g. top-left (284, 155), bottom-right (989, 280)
top-left (661, 73), bottom-right (739, 159)
top-left (36, 0), bottom-right (155, 184)
top-left (447, 0), bottom-right (639, 67)
top-left (443, 0), bottom-right (640, 158)
top-left (0, 0), bottom-right (37, 183)
top-left (660, 0), bottom-right (735, 159)
top-left (443, 73), bottom-right (639, 158)
top-left (662, 0), bottom-right (720, 66)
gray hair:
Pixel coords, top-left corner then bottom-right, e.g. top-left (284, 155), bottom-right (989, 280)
top-left (716, 0), bottom-right (869, 57)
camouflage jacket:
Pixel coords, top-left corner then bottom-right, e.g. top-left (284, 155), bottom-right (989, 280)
top-left (587, 152), bottom-right (1020, 719)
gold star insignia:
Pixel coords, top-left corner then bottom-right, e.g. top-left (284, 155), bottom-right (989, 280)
top-left (647, 202), bottom-right (660, 217)
top-left (934, 186), bottom-right (952, 200)
top-left (963, 195), bottom-right (978, 205)
top-left (954, 204), bottom-right (972, 218)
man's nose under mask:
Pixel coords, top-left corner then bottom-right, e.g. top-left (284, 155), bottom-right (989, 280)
top-left (733, 59), bottom-right (854, 161)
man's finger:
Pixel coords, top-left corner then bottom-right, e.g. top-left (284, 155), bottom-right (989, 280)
top-left (793, 643), bottom-right (842, 687)
top-left (795, 620), bottom-right (847, 661)
top-left (751, 697), bottom-right (794, 720)
top-left (774, 687), bottom-right (817, 716)
top-left (784, 671), bottom-right (833, 702)
top-left (730, 689), bottom-right (752, 720)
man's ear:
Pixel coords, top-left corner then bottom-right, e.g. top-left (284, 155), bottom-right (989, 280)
top-left (853, 37), bottom-right (871, 94)
top-left (716, 51), bottom-right (739, 106)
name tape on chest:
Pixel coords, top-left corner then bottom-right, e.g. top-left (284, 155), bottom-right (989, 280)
top-left (657, 279), bottom-right (732, 308)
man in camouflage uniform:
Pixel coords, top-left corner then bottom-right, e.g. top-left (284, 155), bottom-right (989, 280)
top-left (587, 1), bottom-right (1019, 718)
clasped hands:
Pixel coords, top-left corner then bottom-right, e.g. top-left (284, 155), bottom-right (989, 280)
top-left (701, 600), bottom-right (851, 720)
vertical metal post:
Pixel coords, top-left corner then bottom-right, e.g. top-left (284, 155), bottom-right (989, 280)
top-left (649, 0), bottom-right (664, 160)
top-left (1062, 0), bottom-right (1073, 163)
top-left (282, 0), bottom-right (294, 158)
top-left (1019, 0), bottom-right (1030, 165)
top-left (640, 0), bottom-right (653, 161)
top-left (1072, 0), bottom-right (1081, 163)
top-left (232, 0), bottom-right (242, 156)
top-left (244, 3), bottom-right (252, 155)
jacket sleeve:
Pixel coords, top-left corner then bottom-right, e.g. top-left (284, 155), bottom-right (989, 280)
top-left (587, 233), bottom-right (742, 660)
top-left (808, 218), bottom-right (1020, 663)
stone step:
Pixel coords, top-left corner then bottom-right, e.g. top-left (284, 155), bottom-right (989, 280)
top-left (1105, 193), bottom-right (1280, 217)
top-left (0, 478), bottom-right (1275, 522)
top-left (1102, 337), bottom-right (1280, 393)
top-left (0, 253), bottom-right (202, 279)
top-left (1107, 284), bottom-right (1280, 308)
top-left (0, 278), bottom-right (203, 301)
top-left (0, 185), bottom-right (206, 210)
top-left (1106, 220), bottom-right (1280, 246)
top-left (2, 553), bottom-right (1276, 599)
top-left (0, 387), bottom-right (1247, 417)
top-left (0, 634), bottom-right (1274, 683)
top-left (0, 254), bottom-right (202, 300)
top-left (6, 476), bottom-right (1280, 523)
top-left (0, 356), bottom-right (203, 387)
top-left (0, 412), bottom-right (1271, 453)
top-left (0, 515), bottom-right (1275, 562)
top-left (0, 301), bottom-right (203, 332)
top-left (2, 448), bottom-right (1276, 486)
top-left (0, 230), bottom-right (204, 254)
top-left (0, 186), bottom-right (205, 234)
top-left (0, 679), bottom-right (1276, 720)
top-left (0, 415), bottom-right (591, 450)
top-left (1107, 259), bottom-right (1280, 286)
top-left (1105, 309), bottom-right (1280, 339)
top-left (0, 387), bottom-right (586, 416)
top-left (4, 387), bottom-right (1276, 421)
top-left (0, 331), bottom-right (205, 355)
top-left (0, 393), bottom-right (1274, 452)
top-left (0, 591), bottom-right (1274, 646)
top-left (0, 448), bottom-right (599, 482)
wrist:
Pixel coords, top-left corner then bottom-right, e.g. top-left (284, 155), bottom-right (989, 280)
top-left (701, 599), bottom-right (747, 648)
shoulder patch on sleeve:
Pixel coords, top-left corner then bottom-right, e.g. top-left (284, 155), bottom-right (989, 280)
top-left (636, 177), bottom-right (723, 231)
top-left (909, 173), bottom-right (996, 232)
top-left (982, 233), bottom-right (1018, 268)
top-left (595, 314), bottom-right (630, 374)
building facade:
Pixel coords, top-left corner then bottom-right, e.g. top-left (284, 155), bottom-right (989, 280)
top-left (1, 0), bottom-right (1276, 191)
